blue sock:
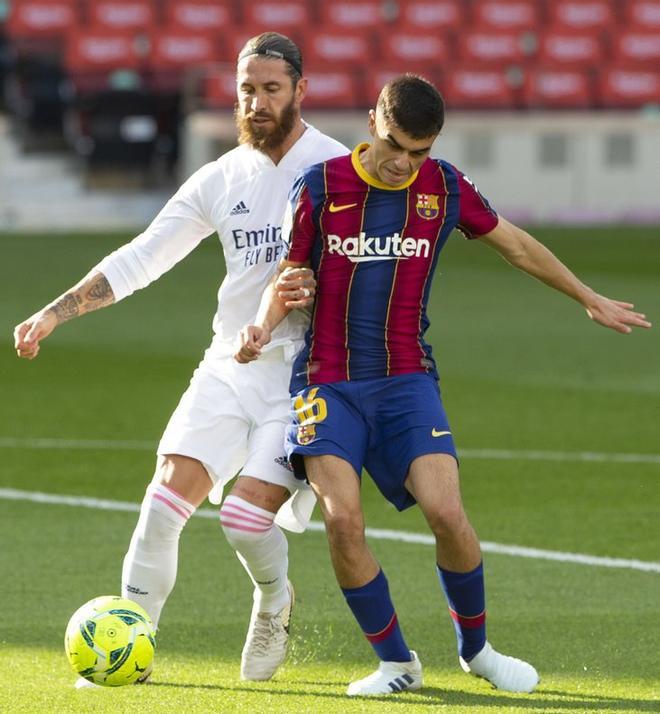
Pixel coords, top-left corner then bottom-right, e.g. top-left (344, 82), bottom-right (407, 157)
top-left (437, 561), bottom-right (486, 661)
top-left (341, 569), bottom-right (411, 662)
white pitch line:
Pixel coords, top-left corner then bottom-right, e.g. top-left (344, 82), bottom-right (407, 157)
top-left (1, 487), bottom-right (658, 574)
top-left (2, 436), bottom-right (660, 465)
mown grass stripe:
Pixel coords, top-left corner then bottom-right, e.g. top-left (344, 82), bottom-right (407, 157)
top-left (1, 487), bottom-right (658, 574)
top-left (2, 437), bottom-right (660, 465)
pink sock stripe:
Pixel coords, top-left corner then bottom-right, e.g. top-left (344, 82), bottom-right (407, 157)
top-left (158, 484), bottom-right (194, 516)
top-left (219, 518), bottom-right (271, 533)
top-left (220, 502), bottom-right (274, 526)
top-left (220, 506), bottom-right (274, 528)
top-left (153, 493), bottom-right (191, 521)
top-left (222, 496), bottom-right (275, 523)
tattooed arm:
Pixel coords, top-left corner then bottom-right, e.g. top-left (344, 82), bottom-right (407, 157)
top-left (14, 271), bottom-right (115, 360)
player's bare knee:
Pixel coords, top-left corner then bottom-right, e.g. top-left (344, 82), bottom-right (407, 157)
top-left (324, 510), bottom-right (366, 551)
top-left (426, 501), bottom-right (470, 540)
top-left (152, 453), bottom-right (212, 507)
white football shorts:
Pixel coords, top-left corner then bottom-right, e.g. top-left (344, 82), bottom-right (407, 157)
top-left (157, 346), bottom-right (314, 531)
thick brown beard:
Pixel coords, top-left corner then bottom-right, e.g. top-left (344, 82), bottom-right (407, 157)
top-left (234, 97), bottom-right (297, 153)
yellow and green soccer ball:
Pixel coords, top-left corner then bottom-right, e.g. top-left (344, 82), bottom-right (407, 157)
top-left (64, 596), bottom-right (156, 686)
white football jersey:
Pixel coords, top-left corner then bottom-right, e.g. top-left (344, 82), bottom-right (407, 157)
top-left (95, 123), bottom-right (347, 365)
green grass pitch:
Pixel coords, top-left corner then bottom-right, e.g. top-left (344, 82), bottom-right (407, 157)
top-left (0, 227), bottom-right (658, 713)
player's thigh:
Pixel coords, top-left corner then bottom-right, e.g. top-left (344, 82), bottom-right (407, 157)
top-left (157, 366), bottom-right (252, 503)
top-left (404, 452), bottom-right (464, 525)
top-left (365, 373), bottom-right (457, 510)
top-left (285, 382), bottom-right (368, 482)
top-left (153, 454), bottom-right (213, 508)
top-left (304, 453), bottom-right (365, 532)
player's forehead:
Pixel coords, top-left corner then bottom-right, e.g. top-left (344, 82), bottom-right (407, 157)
top-left (236, 55), bottom-right (292, 87)
top-left (374, 106), bottom-right (435, 152)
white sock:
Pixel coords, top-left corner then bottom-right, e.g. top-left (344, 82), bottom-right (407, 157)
top-left (220, 495), bottom-right (290, 613)
top-left (122, 482), bottom-right (195, 629)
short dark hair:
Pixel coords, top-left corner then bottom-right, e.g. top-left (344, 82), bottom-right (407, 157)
top-left (377, 74), bottom-right (445, 139)
top-left (237, 32), bottom-right (303, 86)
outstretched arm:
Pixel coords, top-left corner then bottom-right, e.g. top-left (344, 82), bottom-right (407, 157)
top-left (13, 271), bottom-right (115, 360)
top-left (480, 217), bottom-right (652, 334)
top-left (235, 260), bottom-right (309, 363)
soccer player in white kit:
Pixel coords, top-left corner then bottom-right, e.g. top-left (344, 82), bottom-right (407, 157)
top-left (13, 33), bottom-right (348, 683)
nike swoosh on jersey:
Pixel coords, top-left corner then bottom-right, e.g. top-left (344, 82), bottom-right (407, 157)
top-left (328, 201), bottom-right (357, 213)
top-left (431, 429), bottom-right (452, 437)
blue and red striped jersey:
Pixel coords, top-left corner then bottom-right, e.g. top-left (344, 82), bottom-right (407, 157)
top-left (284, 143), bottom-right (498, 392)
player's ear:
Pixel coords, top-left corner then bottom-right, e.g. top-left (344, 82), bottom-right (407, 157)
top-left (295, 77), bottom-right (307, 104)
top-left (367, 109), bottom-right (376, 136)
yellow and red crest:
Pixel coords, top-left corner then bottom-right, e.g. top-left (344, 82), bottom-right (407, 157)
top-left (297, 424), bottom-right (317, 445)
top-left (416, 193), bottom-right (440, 220)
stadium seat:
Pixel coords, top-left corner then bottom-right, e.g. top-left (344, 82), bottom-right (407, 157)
top-left (457, 30), bottom-right (530, 66)
top-left (537, 30), bottom-right (604, 68)
top-left (471, 0), bottom-right (540, 30)
top-left (398, 0), bottom-right (464, 32)
top-left (547, 1), bottom-right (616, 32)
top-left (304, 30), bottom-right (371, 69)
top-left (375, 31), bottom-right (451, 66)
top-left (86, 0), bottom-right (158, 32)
top-left (597, 66), bottom-right (660, 106)
top-left (6, 0), bottom-right (79, 56)
top-left (522, 68), bottom-right (593, 108)
top-left (302, 67), bottom-right (361, 108)
top-left (364, 66), bottom-right (441, 105)
top-left (318, 1), bottom-right (387, 30)
top-left (625, 1), bottom-right (660, 31)
top-left (163, 0), bottom-right (235, 32)
top-left (441, 67), bottom-right (519, 108)
top-left (242, 2), bottom-right (311, 30)
top-left (203, 65), bottom-right (237, 108)
top-left (64, 29), bottom-right (144, 75)
top-left (147, 29), bottom-right (224, 92)
top-left (612, 31), bottom-right (660, 65)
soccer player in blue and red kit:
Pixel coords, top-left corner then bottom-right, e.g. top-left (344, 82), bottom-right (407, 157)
top-left (235, 75), bottom-right (651, 697)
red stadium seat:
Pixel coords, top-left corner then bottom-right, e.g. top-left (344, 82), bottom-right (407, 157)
top-left (398, 1), bottom-right (464, 32)
top-left (471, 1), bottom-right (540, 30)
top-left (302, 67), bottom-right (361, 108)
top-left (612, 31), bottom-right (660, 65)
top-left (441, 67), bottom-right (518, 108)
top-left (523, 68), bottom-right (593, 107)
top-left (87, 1), bottom-right (157, 32)
top-left (548, 1), bottom-right (615, 31)
top-left (203, 65), bottom-right (237, 108)
top-left (597, 66), bottom-right (660, 106)
top-left (65, 29), bottom-right (144, 73)
top-left (625, 1), bottom-right (660, 30)
top-left (304, 31), bottom-right (371, 69)
top-left (376, 31), bottom-right (451, 66)
top-left (243, 2), bottom-right (311, 30)
top-left (163, 0), bottom-right (234, 31)
top-left (6, 0), bottom-right (78, 38)
top-left (537, 30), bottom-right (604, 68)
top-left (457, 30), bottom-right (529, 66)
top-left (149, 30), bottom-right (224, 70)
top-left (318, 2), bottom-right (386, 30)
top-left (364, 66), bottom-right (441, 105)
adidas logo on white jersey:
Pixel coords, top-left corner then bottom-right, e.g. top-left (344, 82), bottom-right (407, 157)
top-left (230, 201), bottom-right (250, 216)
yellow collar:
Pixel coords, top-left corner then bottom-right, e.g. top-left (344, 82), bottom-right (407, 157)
top-left (350, 143), bottom-right (419, 191)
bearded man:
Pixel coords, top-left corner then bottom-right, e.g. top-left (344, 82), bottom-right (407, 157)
top-left (13, 32), bottom-right (347, 686)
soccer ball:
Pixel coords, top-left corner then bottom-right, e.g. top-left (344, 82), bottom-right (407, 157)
top-left (64, 596), bottom-right (156, 686)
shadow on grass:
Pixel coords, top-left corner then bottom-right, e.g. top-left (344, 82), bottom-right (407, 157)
top-left (148, 681), bottom-right (659, 711)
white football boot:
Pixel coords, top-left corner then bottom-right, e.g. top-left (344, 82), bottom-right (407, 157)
top-left (460, 641), bottom-right (539, 693)
top-left (240, 580), bottom-right (294, 681)
top-left (347, 650), bottom-right (423, 696)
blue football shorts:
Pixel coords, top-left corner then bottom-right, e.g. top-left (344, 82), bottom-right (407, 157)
top-left (285, 373), bottom-right (457, 510)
